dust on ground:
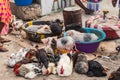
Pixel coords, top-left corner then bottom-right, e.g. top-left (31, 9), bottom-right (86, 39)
top-left (1, 0), bottom-right (120, 80)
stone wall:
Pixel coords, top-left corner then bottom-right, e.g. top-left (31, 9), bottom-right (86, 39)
top-left (10, 2), bottom-right (41, 20)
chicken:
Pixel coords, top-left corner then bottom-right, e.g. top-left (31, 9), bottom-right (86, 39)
top-left (17, 63), bottom-right (42, 79)
top-left (14, 49), bottom-right (37, 74)
top-left (45, 63), bottom-right (57, 75)
top-left (75, 54), bottom-right (88, 74)
top-left (50, 22), bottom-right (63, 36)
top-left (108, 67), bottom-right (120, 80)
top-left (11, 20), bottom-right (23, 33)
top-left (87, 60), bottom-right (107, 77)
top-left (35, 49), bottom-right (49, 69)
top-left (7, 48), bottom-right (30, 67)
top-left (57, 53), bottom-right (73, 76)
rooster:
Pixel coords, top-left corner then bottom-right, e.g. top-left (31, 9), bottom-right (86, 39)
top-left (7, 48), bottom-right (30, 67)
top-left (14, 49), bottom-right (37, 75)
top-left (57, 53), bottom-right (73, 76)
top-left (15, 63), bottom-right (42, 79)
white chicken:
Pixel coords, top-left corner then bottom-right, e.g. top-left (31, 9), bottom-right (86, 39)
top-left (57, 53), bottom-right (73, 76)
top-left (65, 30), bottom-right (98, 42)
top-left (42, 62), bottom-right (57, 75)
top-left (18, 63), bottom-right (42, 79)
top-left (7, 48), bottom-right (30, 67)
top-left (12, 20), bottom-right (23, 32)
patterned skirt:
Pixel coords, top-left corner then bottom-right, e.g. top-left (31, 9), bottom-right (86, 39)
top-left (0, 0), bottom-right (12, 35)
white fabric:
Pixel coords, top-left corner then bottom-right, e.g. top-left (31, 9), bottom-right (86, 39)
top-left (41, 0), bottom-right (75, 15)
top-left (41, 0), bottom-right (54, 15)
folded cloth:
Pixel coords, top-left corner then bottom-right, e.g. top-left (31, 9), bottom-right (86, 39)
top-left (0, 0), bottom-right (12, 35)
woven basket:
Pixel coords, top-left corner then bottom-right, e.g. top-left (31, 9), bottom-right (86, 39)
top-left (22, 21), bottom-right (54, 43)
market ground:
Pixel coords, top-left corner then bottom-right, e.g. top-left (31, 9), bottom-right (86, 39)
top-left (0, 0), bottom-right (120, 80)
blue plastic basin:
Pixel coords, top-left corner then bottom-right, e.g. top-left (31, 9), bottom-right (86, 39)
top-left (14, 0), bottom-right (33, 6)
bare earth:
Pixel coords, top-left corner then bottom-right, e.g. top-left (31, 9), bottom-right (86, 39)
top-left (0, 0), bottom-right (120, 80)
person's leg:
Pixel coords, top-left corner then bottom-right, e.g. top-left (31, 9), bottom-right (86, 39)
top-left (75, 0), bottom-right (94, 14)
top-left (118, 0), bottom-right (120, 19)
top-left (0, 22), bottom-right (9, 52)
top-left (0, 22), bottom-right (10, 43)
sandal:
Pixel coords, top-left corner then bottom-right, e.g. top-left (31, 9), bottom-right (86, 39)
top-left (0, 45), bottom-right (8, 52)
top-left (0, 37), bottom-right (11, 43)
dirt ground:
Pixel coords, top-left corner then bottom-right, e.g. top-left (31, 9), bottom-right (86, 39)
top-left (0, 0), bottom-right (120, 80)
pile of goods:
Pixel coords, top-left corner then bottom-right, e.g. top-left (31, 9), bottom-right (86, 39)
top-left (7, 28), bottom-right (108, 79)
top-left (22, 19), bottom-right (63, 42)
top-left (86, 14), bottom-right (120, 39)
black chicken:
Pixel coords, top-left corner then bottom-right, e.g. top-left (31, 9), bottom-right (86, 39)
top-left (87, 60), bottom-right (107, 77)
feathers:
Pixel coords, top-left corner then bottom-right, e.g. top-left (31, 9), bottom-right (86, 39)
top-left (35, 49), bottom-right (49, 68)
top-left (7, 48), bottom-right (30, 67)
top-left (18, 63), bottom-right (42, 79)
top-left (57, 54), bottom-right (73, 76)
top-left (87, 60), bottom-right (107, 77)
top-left (45, 62), bottom-right (57, 75)
top-left (108, 67), bottom-right (120, 80)
top-left (50, 22), bottom-right (63, 36)
top-left (11, 20), bottom-right (24, 33)
top-left (75, 54), bottom-right (88, 74)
